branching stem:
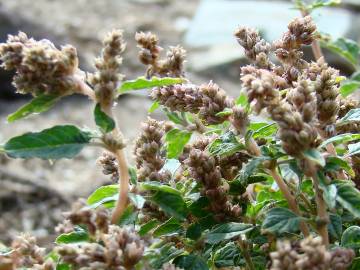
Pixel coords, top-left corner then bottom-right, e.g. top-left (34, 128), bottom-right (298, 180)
top-left (238, 238), bottom-right (255, 270)
top-left (306, 160), bottom-right (329, 246)
top-left (247, 138), bottom-right (310, 236)
top-left (76, 78), bottom-right (130, 224)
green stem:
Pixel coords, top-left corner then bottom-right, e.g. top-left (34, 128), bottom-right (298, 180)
top-left (238, 239), bottom-right (255, 270)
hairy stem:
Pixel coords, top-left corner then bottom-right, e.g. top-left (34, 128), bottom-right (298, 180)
top-left (268, 168), bottom-right (310, 237)
top-left (247, 138), bottom-right (310, 236)
top-left (238, 239), bottom-right (255, 270)
top-left (76, 78), bottom-right (130, 224)
top-left (307, 161), bottom-right (329, 246)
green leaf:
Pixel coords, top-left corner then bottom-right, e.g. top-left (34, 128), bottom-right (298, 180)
top-left (207, 131), bottom-right (245, 157)
top-left (340, 81), bottom-right (360, 97)
top-left (139, 219), bottom-right (159, 236)
top-left (174, 255), bottom-right (208, 270)
top-left (118, 204), bottom-right (138, 225)
top-left (206, 223), bottom-right (253, 244)
top-left (261, 207), bottom-right (303, 235)
top-left (165, 128), bottom-right (192, 159)
top-left (341, 226), bottom-right (360, 249)
top-left (323, 37), bottom-right (360, 66)
top-left (318, 172), bottom-right (337, 209)
top-left (229, 174), bottom-right (267, 195)
top-left (153, 217), bottom-right (182, 237)
top-left (306, 0), bottom-right (341, 10)
top-left (148, 244), bottom-right (184, 269)
top-left (7, 94), bottom-right (60, 122)
top-left (303, 148), bottom-right (325, 167)
top-left (335, 181), bottom-right (360, 218)
top-left (252, 123), bottom-right (277, 139)
top-left (148, 100), bottom-right (160, 113)
top-left (213, 242), bottom-right (241, 268)
top-left (119, 76), bottom-right (184, 93)
top-left (4, 125), bottom-right (93, 159)
top-left (128, 193), bottom-right (146, 209)
top-left (347, 142), bottom-right (360, 157)
top-left (320, 133), bottom-right (360, 148)
top-left (235, 93), bottom-right (248, 107)
top-left (94, 103), bottom-right (115, 133)
top-left (338, 109), bottom-right (360, 126)
top-left (140, 181), bottom-right (181, 195)
top-left (325, 156), bottom-right (355, 178)
top-left (55, 226), bottom-right (89, 244)
top-left (188, 197), bottom-right (210, 218)
top-left (87, 185), bottom-right (118, 205)
top-left (186, 223), bottom-right (202, 240)
top-left (215, 108), bottom-right (233, 117)
top-left (235, 156), bottom-right (269, 185)
top-left (152, 190), bottom-right (188, 220)
top-left (328, 214), bottom-right (342, 240)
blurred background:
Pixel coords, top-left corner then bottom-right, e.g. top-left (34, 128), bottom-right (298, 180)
top-left (0, 0), bottom-right (359, 245)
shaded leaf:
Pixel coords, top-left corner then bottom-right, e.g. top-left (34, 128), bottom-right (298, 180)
top-left (186, 223), bottom-right (202, 240)
top-left (4, 125), bottom-right (93, 159)
top-left (7, 94), bottom-right (60, 122)
top-left (207, 131), bottom-right (245, 157)
top-left (174, 255), bottom-right (208, 270)
top-left (323, 37), bottom-right (360, 66)
top-left (128, 193), bottom-right (146, 209)
top-left (328, 214), bottom-right (342, 241)
top-left (325, 156), bottom-right (355, 178)
top-left (119, 76), bottom-right (184, 93)
top-left (341, 226), bottom-right (360, 249)
top-left (165, 128), bottom-right (192, 159)
top-left (206, 223), bottom-right (253, 244)
top-left (153, 217), bottom-right (182, 237)
top-left (303, 148), bottom-right (325, 167)
top-left (335, 181), bottom-right (360, 218)
top-left (262, 207), bottom-right (302, 235)
top-left (94, 103), bottom-right (115, 133)
top-left (139, 219), bottom-right (159, 236)
top-left (148, 244), bottom-right (183, 269)
top-left (151, 190), bottom-right (188, 220)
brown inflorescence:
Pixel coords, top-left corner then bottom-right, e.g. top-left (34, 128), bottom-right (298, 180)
top-left (0, 234), bottom-right (55, 270)
top-left (198, 81), bottom-right (234, 125)
top-left (274, 16), bottom-right (317, 84)
top-left (234, 26), bottom-right (272, 69)
top-left (307, 57), bottom-right (340, 128)
top-left (89, 29), bottom-right (125, 108)
top-left (151, 84), bottom-right (203, 114)
top-left (185, 142), bottom-right (241, 221)
top-left (97, 152), bottom-right (119, 183)
top-left (135, 32), bottom-right (186, 78)
top-left (0, 32), bottom-right (79, 96)
top-left (57, 225), bottom-right (144, 270)
top-left (134, 118), bottom-right (171, 182)
top-left (270, 236), bottom-right (354, 270)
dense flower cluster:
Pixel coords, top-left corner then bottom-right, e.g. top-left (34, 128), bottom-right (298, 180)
top-left (270, 236), bottom-right (354, 270)
top-left (0, 32), bottom-right (79, 96)
top-left (89, 29), bottom-right (125, 107)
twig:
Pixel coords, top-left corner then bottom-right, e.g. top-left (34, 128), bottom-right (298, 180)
top-left (238, 238), bottom-right (255, 270)
top-left (247, 138), bottom-right (310, 236)
top-left (76, 79), bottom-right (130, 224)
top-left (306, 160), bottom-right (329, 246)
